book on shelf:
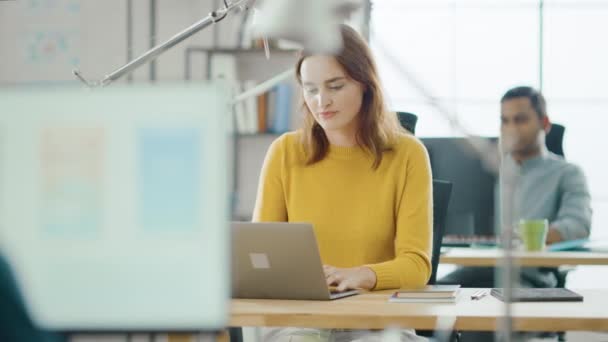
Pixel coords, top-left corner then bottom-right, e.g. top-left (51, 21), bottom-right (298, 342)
top-left (269, 82), bottom-right (293, 133)
top-left (242, 80), bottom-right (259, 134)
top-left (266, 87), bottom-right (277, 132)
top-left (233, 81), bottom-right (295, 135)
top-left (257, 92), bottom-right (268, 133)
top-left (232, 83), bottom-right (248, 133)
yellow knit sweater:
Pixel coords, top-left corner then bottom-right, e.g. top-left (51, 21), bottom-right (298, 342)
top-left (253, 131), bottom-right (433, 290)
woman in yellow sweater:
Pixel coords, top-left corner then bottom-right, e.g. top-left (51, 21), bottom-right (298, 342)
top-left (254, 24), bottom-right (432, 341)
top-left (255, 24), bottom-right (432, 292)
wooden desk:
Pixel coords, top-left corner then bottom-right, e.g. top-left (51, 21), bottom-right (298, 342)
top-left (230, 289), bottom-right (608, 332)
top-left (439, 248), bottom-right (608, 267)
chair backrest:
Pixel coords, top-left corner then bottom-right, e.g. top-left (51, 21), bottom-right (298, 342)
top-left (429, 179), bottom-right (453, 285)
top-left (395, 114), bottom-right (453, 284)
top-left (396, 112), bottom-right (418, 135)
top-left (546, 123), bottom-right (565, 157)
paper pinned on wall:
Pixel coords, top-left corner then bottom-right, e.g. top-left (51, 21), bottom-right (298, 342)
top-left (39, 126), bottom-right (104, 236)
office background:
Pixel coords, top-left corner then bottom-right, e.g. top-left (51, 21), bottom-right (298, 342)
top-left (3, 0), bottom-right (604, 234)
top-left (2, 0), bottom-right (605, 282)
top-left (1, 1), bottom-right (607, 340)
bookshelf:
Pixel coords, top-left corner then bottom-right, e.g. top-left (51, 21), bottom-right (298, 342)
top-left (233, 133), bottom-right (280, 220)
top-left (183, 46), bottom-right (299, 81)
top-left (183, 46), bottom-right (299, 219)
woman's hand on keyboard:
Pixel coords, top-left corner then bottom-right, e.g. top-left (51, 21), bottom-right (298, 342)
top-left (323, 265), bottom-right (377, 291)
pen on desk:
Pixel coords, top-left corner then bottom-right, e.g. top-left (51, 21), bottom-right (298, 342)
top-left (471, 290), bottom-right (488, 300)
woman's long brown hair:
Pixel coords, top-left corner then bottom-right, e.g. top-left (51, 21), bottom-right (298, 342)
top-left (295, 24), bottom-right (405, 169)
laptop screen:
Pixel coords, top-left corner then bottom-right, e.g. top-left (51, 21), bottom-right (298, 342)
top-left (0, 84), bottom-right (230, 331)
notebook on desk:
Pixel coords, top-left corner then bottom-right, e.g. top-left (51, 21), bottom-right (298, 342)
top-left (491, 288), bottom-right (583, 302)
top-left (389, 285), bottom-right (461, 303)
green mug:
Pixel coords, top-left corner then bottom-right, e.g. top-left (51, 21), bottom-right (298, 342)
top-left (518, 219), bottom-right (548, 251)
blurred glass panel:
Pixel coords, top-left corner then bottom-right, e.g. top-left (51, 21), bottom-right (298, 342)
top-left (371, 0), bottom-right (539, 137)
top-left (452, 3), bottom-right (539, 99)
top-left (543, 1), bottom-right (608, 99)
top-left (390, 103), bottom-right (459, 137)
top-left (546, 101), bottom-right (608, 199)
top-left (451, 102), bottom-right (501, 137)
top-left (371, 2), bottom-right (454, 101)
top-left (0, 83), bottom-right (230, 331)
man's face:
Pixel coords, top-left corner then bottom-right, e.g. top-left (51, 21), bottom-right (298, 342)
top-left (500, 97), bottom-right (546, 155)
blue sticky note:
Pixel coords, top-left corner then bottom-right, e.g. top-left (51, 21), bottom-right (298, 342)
top-left (138, 128), bottom-right (202, 232)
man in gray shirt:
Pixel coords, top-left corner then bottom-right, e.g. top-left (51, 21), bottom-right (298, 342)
top-left (440, 86), bottom-right (592, 288)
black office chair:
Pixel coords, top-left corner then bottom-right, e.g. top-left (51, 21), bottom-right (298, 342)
top-left (395, 112), bottom-right (451, 284)
top-left (545, 123), bottom-right (565, 158)
top-left (418, 180), bottom-right (458, 341)
top-left (396, 111), bottom-right (418, 135)
top-left (395, 112), bottom-right (454, 285)
top-left (429, 179), bottom-right (453, 285)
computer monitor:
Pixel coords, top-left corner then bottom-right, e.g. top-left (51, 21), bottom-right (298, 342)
top-left (421, 137), bottom-right (498, 237)
top-left (0, 84), bottom-right (230, 332)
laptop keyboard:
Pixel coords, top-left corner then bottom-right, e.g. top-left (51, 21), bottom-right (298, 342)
top-left (443, 234), bottom-right (498, 247)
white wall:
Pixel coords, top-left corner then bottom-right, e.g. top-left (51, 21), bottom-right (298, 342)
top-left (0, 0), bottom-right (368, 85)
top-left (0, 0), bottom-right (247, 84)
top-left (1, 0), bottom-right (124, 83)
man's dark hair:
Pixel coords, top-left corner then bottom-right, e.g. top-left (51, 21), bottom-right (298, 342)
top-left (501, 86), bottom-right (547, 119)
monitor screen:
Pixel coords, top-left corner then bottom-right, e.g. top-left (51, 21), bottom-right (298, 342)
top-left (421, 137), bottom-right (498, 237)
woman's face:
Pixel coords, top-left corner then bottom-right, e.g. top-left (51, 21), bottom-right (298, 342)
top-left (300, 55), bottom-right (365, 134)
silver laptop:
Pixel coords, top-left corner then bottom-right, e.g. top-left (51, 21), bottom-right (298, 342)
top-left (232, 222), bottom-right (359, 300)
